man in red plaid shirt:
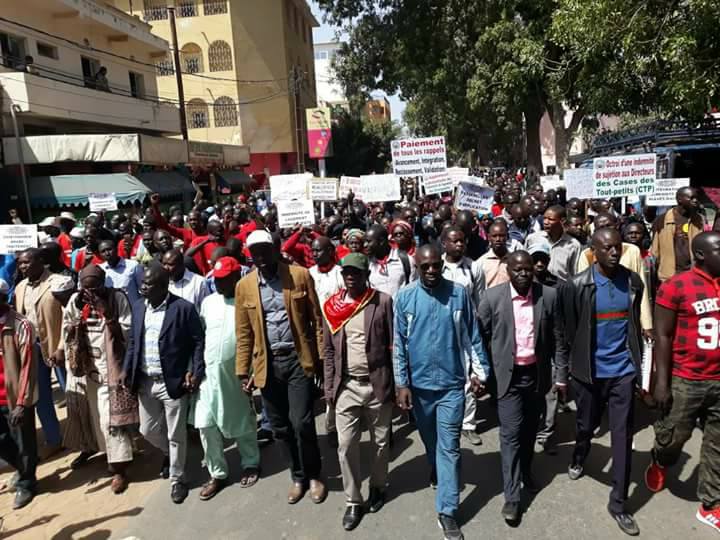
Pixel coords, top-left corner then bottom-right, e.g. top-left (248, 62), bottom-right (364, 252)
top-left (647, 231), bottom-right (720, 533)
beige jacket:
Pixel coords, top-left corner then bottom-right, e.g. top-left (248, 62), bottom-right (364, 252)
top-left (15, 271), bottom-right (64, 360)
top-left (650, 208), bottom-right (704, 282)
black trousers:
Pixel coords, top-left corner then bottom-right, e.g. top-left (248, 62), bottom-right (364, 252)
top-left (0, 405), bottom-right (38, 492)
top-left (497, 365), bottom-right (543, 503)
top-left (261, 352), bottom-right (321, 483)
top-left (572, 374), bottom-right (635, 514)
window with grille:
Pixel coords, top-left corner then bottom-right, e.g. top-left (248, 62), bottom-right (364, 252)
top-left (181, 43), bottom-right (203, 73)
top-left (214, 96), bottom-right (237, 127)
top-left (177, 0), bottom-right (198, 17)
top-left (143, 0), bottom-right (167, 21)
top-left (203, 0), bottom-right (227, 15)
top-left (155, 56), bottom-right (174, 76)
top-left (187, 99), bottom-right (209, 128)
top-left (208, 41), bottom-right (232, 72)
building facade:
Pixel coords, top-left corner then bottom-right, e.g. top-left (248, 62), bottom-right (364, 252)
top-left (314, 41), bottom-right (346, 108)
top-left (115, 0), bottom-right (318, 177)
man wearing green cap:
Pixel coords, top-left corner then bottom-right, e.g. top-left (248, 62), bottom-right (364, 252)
top-left (322, 253), bottom-right (395, 531)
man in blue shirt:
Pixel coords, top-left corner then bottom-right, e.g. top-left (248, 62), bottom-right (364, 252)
top-left (394, 244), bottom-right (489, 540)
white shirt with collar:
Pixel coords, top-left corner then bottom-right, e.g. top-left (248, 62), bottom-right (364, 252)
top-left (100, 258), bottom-right (144, 306)
top-left (168, 269), bottom-right (210, 311)
top-left (441, 255), bottom-right (483, 309)
top-left (308, 263), bottom-right (344, 306)
top-left (369, 248), bottom-right (417, 299)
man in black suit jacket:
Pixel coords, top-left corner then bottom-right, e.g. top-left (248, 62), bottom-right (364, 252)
top-left (478, 251), bottom-right (567, 524)
top-left (121, 262), bottom-right (204, 504)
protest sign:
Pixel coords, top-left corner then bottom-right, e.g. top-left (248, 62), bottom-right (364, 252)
top-left (339, 176), bottom-right (362, 199)
top-left (563, 168), bottom-right (594, 200)
top-left (454, 182), bottom-right (494, 214)
top-left (269, 173), bottom-right (311, 201)
top-left (88, 193), bottom-right (118, 212)
top-left (310, 177), bottom-right (338, 201)
top-left (276, 199), bottom-right (315, 229)
top-left (359, 174), bottom-right (402, 202)
top-left (422, 172), bottom-right (454, 196)
top-left (646, 178), bottom-right (690, 207)
top-left (447, 167), bottom-right (470, 186)
top-left (391, 137), bottom-right (447, 176)
top-left (0, 225), bottom-right (37, 254)
top-left (540, 175), bottom-right (564, 191)
top-left (592, 153), bottom-right (656, 198)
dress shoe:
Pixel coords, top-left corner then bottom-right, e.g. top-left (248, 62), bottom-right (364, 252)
top-left (608, 506), bottom-right (640, 536)
top-left (13, 487), bottom-right (34, 509)
top-left (170, 482), bottom-right (189, 504)
top-left (257, 428), bottom-right (274, 445)
top-left (288, 481), bottom-right (307, 504)
top-left (111, 474), bottom-right (128, 494)
top-left (501, 501), bottom-right (521, 523)
top-left (71, 451), bottom-right (93, 470)
top-left (309, 478), bottom-right (327, 504)
top-left (160, 456), bottom-right (170, 479)
top-left (437, 513), bottom-right (464, 540)
top-left (367, 487), bottom-right (386, 513)
top-left (342, 505), bottom-right (363, 531)
top-left (199, 477), bottom-right (227, 500)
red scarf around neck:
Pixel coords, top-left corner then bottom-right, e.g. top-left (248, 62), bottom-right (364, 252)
top-left (323, 288), bottom-right (375, 334)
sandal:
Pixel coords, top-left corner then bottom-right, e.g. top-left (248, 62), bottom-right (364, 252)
top-left (239, 467), bottom-right (260, 488)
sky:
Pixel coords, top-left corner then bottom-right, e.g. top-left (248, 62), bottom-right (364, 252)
top-left (309, 2), bottom-right (407, 123)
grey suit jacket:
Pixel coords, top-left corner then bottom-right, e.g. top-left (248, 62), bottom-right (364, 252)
top-left (478, 282), bottom-right (567, 399)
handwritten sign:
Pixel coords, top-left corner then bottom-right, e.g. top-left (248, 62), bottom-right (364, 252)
top-left (359, 174), bottom-right (402, 202)
top-left (391, 137), bottom-right (447, 176)
top-left (454, 182), bottom-right (494, 214)
top-left (447, 167), bottom-right (470, 187)
top-left (310, 178), bottom-right (338, 201)
top-left (0, 225), bottom-right (38, 254)
top-left (422, 172), bottom-right (454, 195)
top-left (277, 199), bottom-right (315, 228)
top-left (540, 175), bottom-right (564, 191)
top-left (593, 153), bottom-right (656, 198)
top-left (269, 173), bottom-right (311, 201)
top-left (338, 176), bottom-right (361, 199)
top-left (563, 168), bottom-right (594, 200)
top-left (88, 192), bottom-right (118, 212)
top-left (646, 178), bottom-right (690, 207)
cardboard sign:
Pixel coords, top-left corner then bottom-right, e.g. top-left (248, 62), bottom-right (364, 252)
top-left (88, 192), bottom-right (118, 212)
top-left (390, 137), bottom-right (447, 176)
top-left (310, 178), bottom-right (338, 201)
top-left (540, 175), bottom-right (564, 191)
top-left (0, 225), bottom-right (38, 254)
top-left (277, 199), bottom-right (315, 229)
top-left (454, 182), bottom-right (494, 214)
top-left (563, 168), bottom-right (595, 200)
top-left (338, 176), bottom-right (362, 199)
top-left (593, 153), bottom-right (656, 198)
top-left (269, 173), bottom-right (311, 201)
top-left (646, 178), bottom-right (690, 207)
top-left (422, 172), bottom-right (454, 195)
top-left (359, 174), bottom-right (402, 202)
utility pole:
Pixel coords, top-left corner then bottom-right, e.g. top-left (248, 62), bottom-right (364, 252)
top-left (290, 65), bottom-right (304, 173)
top-left (168, 6), bottom-right (188, 140)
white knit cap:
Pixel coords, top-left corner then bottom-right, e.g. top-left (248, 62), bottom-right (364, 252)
top-left (246, 230), bottom-right (273, 247)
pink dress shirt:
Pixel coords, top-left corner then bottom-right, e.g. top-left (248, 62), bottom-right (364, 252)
top-left (510, 284), bottom-right (536, 366)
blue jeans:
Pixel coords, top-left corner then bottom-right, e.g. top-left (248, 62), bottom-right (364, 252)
top-left (412, 386), bottom-right (464, 517)
top-left (36, 345), bottom-right (64, 447)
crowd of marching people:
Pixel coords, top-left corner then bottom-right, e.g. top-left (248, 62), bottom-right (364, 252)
top-left (0, 171), bottom-right (718, 540)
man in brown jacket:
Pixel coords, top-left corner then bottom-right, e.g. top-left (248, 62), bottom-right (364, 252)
top-left (323, 253), bottom-right (394, 531)
top-left (235, 230), bottom-right (326, 505)
top-left (0, 278), bottom-right (39, 509)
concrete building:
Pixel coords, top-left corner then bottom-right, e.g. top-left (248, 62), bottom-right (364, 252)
top-left (115, 0), bottom-right (319, 177)
top-left (314, 41), bottom-right (346, 108)
top-left (364, 97), bottom-right (391, 123)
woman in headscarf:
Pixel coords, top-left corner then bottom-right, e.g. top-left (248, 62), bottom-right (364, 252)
top-left (336, 228), bottom-right (366, 260)
top-left (61, 264), bottom-right (137, 494)
top-left (389, 219), bottom-right (416, 256)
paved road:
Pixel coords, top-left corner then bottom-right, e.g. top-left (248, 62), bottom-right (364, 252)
top-left (116, 398), bottom-right (715, 540)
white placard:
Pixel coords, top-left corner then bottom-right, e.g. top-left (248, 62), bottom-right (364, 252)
top-left (390, 136), bottom-right (447, 176)
top-left (422, 172), bottom-right (454, 195)
top-left (359, 174), bottom-right (402, 202)
top-left (269, 173), bottom-right (311, 201)
top-left (338, 176), bottom-right (362, 199)
top-left (88, 192), bottom-right (118, 212)
top-left (646, 178), bottom-right (690, 207)
top-left (593, 153), bottom-right (656, 198)
top-left (277, 199), bottom-right (315, 229)
top-left (641, 341), bottom-right (653, 392)
top-left (563, 168), bottom-right (595, 200)
top-left (454, 182), bottom-right (495, 214)
top-left (540, 175), bottom-right (564, 191)
top-left (447, 167), bottom-right (470, 187)
top-left (310, 178), bottom-right (338, 201)
top-left (0, 225), bottom-right (38, 254)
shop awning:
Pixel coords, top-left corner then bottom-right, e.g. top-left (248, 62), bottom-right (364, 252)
top-left (29, 173), bottom-right (150, 208)
top-left (136, 171), bottom-right (195, 197)
top-left (215, 170), bottom-right (253, 193)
